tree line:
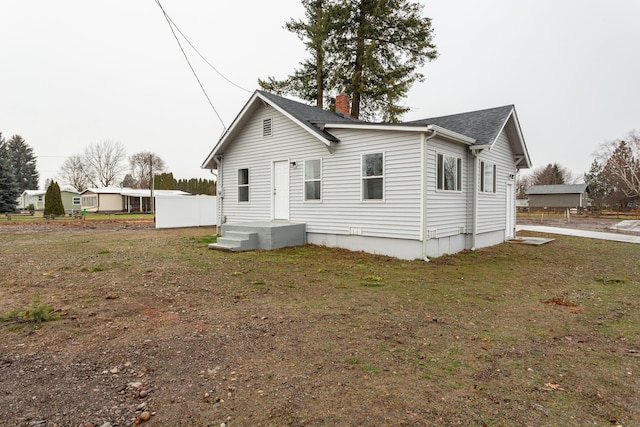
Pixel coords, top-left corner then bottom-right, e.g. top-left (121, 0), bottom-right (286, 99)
top-left (0, 135), bottom-right (216, 213)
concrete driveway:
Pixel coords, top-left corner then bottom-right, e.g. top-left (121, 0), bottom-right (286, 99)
top-left (517, 224), bottom-right (640, 244)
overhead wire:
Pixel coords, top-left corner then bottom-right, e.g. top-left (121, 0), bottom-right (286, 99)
top-left (163, 13), bottom-right (252, 94)
top-left (154, 0), bottom-right (228, 130)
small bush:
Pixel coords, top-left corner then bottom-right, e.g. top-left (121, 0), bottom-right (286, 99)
top-left (0, 295), bottom-right (59, 327)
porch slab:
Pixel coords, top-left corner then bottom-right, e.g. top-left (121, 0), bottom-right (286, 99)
top-left (507, 236), bottom-right (555, 245)
top-left (211, 222), bottom-right (306, 252)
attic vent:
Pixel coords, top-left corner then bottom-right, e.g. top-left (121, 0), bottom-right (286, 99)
top-left (262, 118), bottom-right (272, 137)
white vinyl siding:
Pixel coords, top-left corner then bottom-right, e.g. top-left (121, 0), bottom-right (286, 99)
top-left (426, 140), bottom-right (468, 238)
top-left (219, 104), bottom-right (423, 239)
top-left (476, 130), bottom-right (517, 233)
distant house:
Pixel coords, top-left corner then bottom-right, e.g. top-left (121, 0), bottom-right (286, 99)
top-left (201, 90), bottom-right (532, 259)
top-left (61, 190), bottom-right (81, 213)
top-left (18, 190), bottom-right (46, 210)
top-left (80, 188), bottom-right (190, 213)
top-left (526, 184), bottom-right (591, 209)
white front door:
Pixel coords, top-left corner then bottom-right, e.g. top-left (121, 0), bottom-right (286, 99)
top-left (505, 182), bottom-right (515, 239)
top-left (273, 160), bottom-right (290, 220)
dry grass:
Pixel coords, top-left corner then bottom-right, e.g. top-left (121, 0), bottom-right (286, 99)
top-left (0, 224), bottom-right (638, 426)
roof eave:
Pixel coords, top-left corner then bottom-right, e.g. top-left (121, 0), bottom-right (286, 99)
top-left (202, 91), bottom-right (337, 170)
top-left (323, 123), bottom-right (476, 145)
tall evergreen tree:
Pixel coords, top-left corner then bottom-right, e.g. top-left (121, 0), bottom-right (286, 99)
top-left (44, 181), bottom-right (65, 216)
top-left (583, 160), bottom-right (608, 208)
top-left (259, 0), bottom-right (438, 122)
top-left (600, 140), bottom-right (640, 208)
top-left (0, 135), bottom-right (20, 212)
top-left (6, 134), bottom-right (39, 192)
top-left (531, 163), bottom-right (570, 185)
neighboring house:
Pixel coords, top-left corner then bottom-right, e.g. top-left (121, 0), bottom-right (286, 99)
top-left (61, 190), bottom-right (81, 213)
top-left (201, 90), bottom-right (531, 259)
top-left (80, 188), bottom-right (190, 213)
top-left (526, 184), bottom-right (591, 209)
top-left (18, 190), bottom-right (46, 210)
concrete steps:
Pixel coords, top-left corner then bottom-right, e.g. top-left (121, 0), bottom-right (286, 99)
top-left (209, 231), bottom-right (258, 252)
top-left (208, 222), bottom-right (306, 253)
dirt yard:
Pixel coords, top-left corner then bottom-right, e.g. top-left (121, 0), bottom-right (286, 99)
top-left (0, 219), bottom-right (638, 426)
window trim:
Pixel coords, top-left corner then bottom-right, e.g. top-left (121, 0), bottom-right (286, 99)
top-left (361, 152), bottom-right (385, 202)
top-left (303, 158), bottom-right (322, 202)
top-left (237, 168), bottom-right (250, 203)
top-left (480, 161), bottom-right (497, 193)
top-left (72, 196), bottom-right (81, 205)
top-left (436, 153), bottom-right (463, 192)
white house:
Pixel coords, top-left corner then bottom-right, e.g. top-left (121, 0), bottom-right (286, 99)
top-left (202, 91), bottom-right (531, 259)
top-left (18, 190), bottom-right (46, 210)
top-left (81, 188), bottom-right (190, 213)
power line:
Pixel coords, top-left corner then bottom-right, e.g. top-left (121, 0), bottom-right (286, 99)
top-left (154, 0), bottom-right (226, 129)
top-left (163, 13), bottom-right (251, 94)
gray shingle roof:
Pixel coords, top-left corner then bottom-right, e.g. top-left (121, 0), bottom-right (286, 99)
top-left (257, 90), bottom-right (360, 142)
top-left (403, 105), bottom-right (514, 146)
top-left (526, 184), bottom-right (590, 195)
top-left (259, 91), bottom-right (514, 147)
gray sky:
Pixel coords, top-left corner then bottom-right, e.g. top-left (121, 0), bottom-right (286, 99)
top-left (2, 0), bottom-right (638, 188)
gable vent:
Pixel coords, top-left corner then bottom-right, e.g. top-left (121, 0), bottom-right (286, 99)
top-left (263, 118), bottom-right (272, 137)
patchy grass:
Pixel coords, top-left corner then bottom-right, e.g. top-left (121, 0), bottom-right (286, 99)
top-left (0, 225), bottom-right (638, 426)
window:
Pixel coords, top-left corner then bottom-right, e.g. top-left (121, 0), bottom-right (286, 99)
top-left (82, 196), bottom-right (97, 208)
top-left (262, 118), bottom-right (272, 137)
top-left (304, 159), bottom-right (322, 201)
top-left (238, 168), bottom-right (249, 202)
top-left (437, 153), bottom-right (462, 191)
top-left (73, 197), bottom-right (81, 205)
top-left (480, 161), bottom-right (496, 193)
top-left (362, 153), bottom-right (384, 200)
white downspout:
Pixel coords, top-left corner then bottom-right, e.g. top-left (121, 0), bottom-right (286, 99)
top-left (422, 129), bottom-right (438, 262)
top-left (471, 150), bottom-right (481, 251)
top-left (213, 155), bottom-right (223, 235)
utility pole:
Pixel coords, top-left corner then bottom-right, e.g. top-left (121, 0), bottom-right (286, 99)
top-left (149, 155), bottom-right (155, 214)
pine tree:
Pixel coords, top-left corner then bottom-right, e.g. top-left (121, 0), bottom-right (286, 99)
top-left (0, 135), bottom-right (20, 212)
top-left (6, 134), bottom-right (39, 192)
top-left (583, 160), bottom-right (608, 208)
top-left (44, 181), bottom-right (65, 216)
top-left (259, 0), bottom-right (438, 122)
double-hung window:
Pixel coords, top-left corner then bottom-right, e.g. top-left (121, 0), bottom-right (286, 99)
top-left (238, 168), bottom-right (249, 202)
top-left (480, 161), bottom-right (496, 193)
top-left (437, 153), bottom-right (462, 191)
top-left (304, 159), bottom-right (322, 201)
top-left (362, 152), bottom-right (384, 200)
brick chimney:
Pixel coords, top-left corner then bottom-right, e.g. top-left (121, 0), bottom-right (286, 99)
top-left (335, 92), bottom-right (351, 116)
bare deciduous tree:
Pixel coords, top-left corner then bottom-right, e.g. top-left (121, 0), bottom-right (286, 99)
top-left (58, 154), bottom-right (95, 192)
top-left (594, 130), bottom-right (640, 207)
top-left (83, 140), bottom-right (127, 188)
top-left (129, 151), bottom-right (166, 189)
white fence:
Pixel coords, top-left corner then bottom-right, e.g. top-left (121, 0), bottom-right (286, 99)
top-left (155, 195), bottom-right (217, 229)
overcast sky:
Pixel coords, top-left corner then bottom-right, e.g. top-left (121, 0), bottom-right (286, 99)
top-left (2, 0), bottom-right (639, 188)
